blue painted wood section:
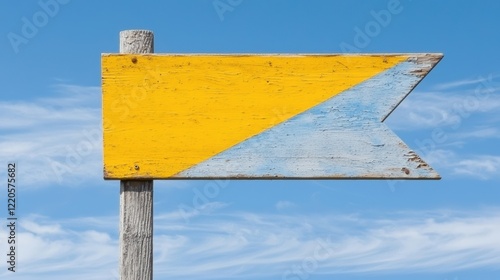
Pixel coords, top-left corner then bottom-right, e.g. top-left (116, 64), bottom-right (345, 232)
top-left (176, 54), bottom-right (442, 179)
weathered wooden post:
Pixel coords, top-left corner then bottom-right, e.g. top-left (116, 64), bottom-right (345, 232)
top-left (118, 30), bottom-right (154, 280)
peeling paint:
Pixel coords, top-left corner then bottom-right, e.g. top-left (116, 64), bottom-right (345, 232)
top-left (102, 54), bottom-right (442, 180)
top-left (178, 55), bottom-right (442, 179)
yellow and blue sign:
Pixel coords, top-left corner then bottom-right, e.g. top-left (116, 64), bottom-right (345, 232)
top-left (102, 54), bottom-right (442, 179)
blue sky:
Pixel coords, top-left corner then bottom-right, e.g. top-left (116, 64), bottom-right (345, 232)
top-left (1, 0), bottom-right (500, 279)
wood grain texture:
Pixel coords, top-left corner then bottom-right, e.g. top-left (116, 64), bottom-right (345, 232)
top-left (118, 30), bottom-right (154, 280)
top-left (120, 180), bottom-right (153, 280)
top-left (180, 54), bottom-right (442, 179)
top-left (120, 30), bottom-right (154, 54)
top-left (102, 54), bottom-right (422, 179)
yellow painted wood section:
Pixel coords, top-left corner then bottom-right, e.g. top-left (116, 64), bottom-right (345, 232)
top-left (102, 54), bottom-right (408, 179)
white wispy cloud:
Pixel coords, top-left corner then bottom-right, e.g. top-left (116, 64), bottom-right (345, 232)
top-left (156, 201), bottom-right (230, 224)
top-left (2, 209), bottom-right (499, 279)
top-left (0, 84), bottom-right (103, 188)
top-left (451, 127), bottom-right (500, 140)
top-left (431, 75), bottom-right (498, 91)
top-left (387, 74), bottom-right (500, 131)
top-left (454, 156), bottom-right (500, 179)
top-left (424, 149), bottom-right (500, 180)
top-left (0, 215), bottom-right (118, 280)
top-left (275, 200), bottom-right (296, 210)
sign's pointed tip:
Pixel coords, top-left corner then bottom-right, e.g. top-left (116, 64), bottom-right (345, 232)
top-left (432, 169), bottom-right (442, 180)
top-left (425, 170), bottom-right (442, 180)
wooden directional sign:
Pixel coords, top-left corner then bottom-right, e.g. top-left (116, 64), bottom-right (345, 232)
top-left (102, 53), bottom-right (442, 179)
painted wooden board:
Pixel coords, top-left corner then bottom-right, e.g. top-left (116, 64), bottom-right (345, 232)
top-left (101, 53), bottom-right (443, 179)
